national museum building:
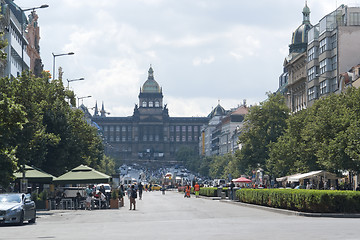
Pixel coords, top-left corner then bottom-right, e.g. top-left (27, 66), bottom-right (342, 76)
top-left (91, 67), bottom-right (209, 163)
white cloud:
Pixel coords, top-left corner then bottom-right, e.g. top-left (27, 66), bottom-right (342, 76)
top-left (192, 56), bottom-right (215, 66)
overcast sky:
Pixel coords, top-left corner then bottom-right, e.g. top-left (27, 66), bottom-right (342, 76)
top-left (15, 0), bottom-right (360, 117)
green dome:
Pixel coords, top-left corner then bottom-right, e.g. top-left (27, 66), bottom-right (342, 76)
top-left (142, 67), bottom-right (161, 93)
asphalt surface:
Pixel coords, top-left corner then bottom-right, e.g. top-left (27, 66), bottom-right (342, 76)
top-left (1, 190), bottom-right (359, 240)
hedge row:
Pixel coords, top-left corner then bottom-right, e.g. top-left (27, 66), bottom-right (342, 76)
top-left (236, 189), bottom-right (360, 213)
top-left (199, 187), bottom-right (218, 197)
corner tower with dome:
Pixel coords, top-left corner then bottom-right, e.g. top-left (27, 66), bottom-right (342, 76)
top-left (91, 66), bottom-right (209, 165)
top-left (278, 1), bottom-right (312, 113)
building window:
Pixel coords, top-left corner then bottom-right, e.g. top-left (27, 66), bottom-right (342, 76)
top-left (194, 126), bottom-right (198, 133)
top-left (330, 34), bottom-right (337, 49)
top-left (110, 136), bottom-right (114, 142)
top-left (109, 126), bottom-right (114, 132)
top-left (122, 126), bottom-right (126, 132)
top-left (308, 87), bottom-right (316, 101)
top-left (164, 136), bottom-right (168, 142)
top-left (128, 136), bottom-right (132, 141)
top-left (308, 47), bottom-right (315, 61)
top-left (182, 136), bottom-right (186, 142)
top-left (149, 101), bottom-right (153, 107)
top-left (116, 136), bottom-right (120, 142)
top-left (187, 126), bottom-right (192, 132)
top-left (143, 135), bottom-right (147, 141)
top-left (182, 126), bottom-right (186, 132)
top-left (170, 126), bottom-right (174, 132)
top-left (155, 135), bottom-right (159, 141)
top-left (176, 136), bottom-right (180, 142)
top-left (349, 12), bottom-right (360, 25)
top-left (188, 135), bottom-right (192, 141)
top-left (116, 126), bottom-right (120, 132)
top-left (122, 136), bottom-right (126, 142)
top-left (170, 136), bottom-right (174, 142)
top-left (308, 66), bottom-right (316, 81)
top-left (142, 101), bottom-right (147, 107)
top-left (176, 126), bottom-right (180, 132)
top-left (104, 126), bottom-right (108, 132)
top-left (155, 101), bottom-right (160, 107)
top-left (319, 59), bottom-right (327, 74)
top-left (320, 80), bottom-right (328, 95)
top-left (319, 38), bottom-right (327, 54)
top-left (149, 135), bottom-right (153, 141)
top-left (331, 77), bottom-right (338, 92)
top-left (331, 56), bottom-right (337, 70)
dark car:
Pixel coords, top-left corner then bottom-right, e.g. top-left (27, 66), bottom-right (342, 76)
top-left (0, 193), bottom-right (36, 225)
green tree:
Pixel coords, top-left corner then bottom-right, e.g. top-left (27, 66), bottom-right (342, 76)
top-left (175, 146), bottom-right (200, 173)
top-left (238, 93), bottom-right (289, 172)
top-left (0, 90), bottom-right (27, 187)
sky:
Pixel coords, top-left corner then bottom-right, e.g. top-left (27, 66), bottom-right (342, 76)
top-left (14, 0), bottom-right (360, 117)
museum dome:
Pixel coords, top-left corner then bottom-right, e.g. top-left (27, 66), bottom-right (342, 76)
top-left (141, 66), bottom-right (161, 93)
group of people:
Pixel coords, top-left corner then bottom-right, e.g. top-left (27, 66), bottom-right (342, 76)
top-left (118, 182), bottom-right (144, 210)
top-left (84, 185), bottom-right (109, 210)
top-left (184, 183), bottom-right (200, 198)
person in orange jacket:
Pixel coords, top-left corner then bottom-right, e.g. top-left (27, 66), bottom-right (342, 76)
top-left (185, 185), bottom-right (191, 198)
top-left (194, 183), bottom-right (200, 198)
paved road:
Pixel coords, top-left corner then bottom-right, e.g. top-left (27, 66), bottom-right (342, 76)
top-left (1, 191), bottom-right (359, 240)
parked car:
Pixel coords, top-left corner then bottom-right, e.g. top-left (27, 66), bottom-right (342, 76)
top-left (0, 193), bottom-right (36, 225)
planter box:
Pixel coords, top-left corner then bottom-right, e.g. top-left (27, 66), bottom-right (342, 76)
top-left (110, 199), bottom-right (119, 209)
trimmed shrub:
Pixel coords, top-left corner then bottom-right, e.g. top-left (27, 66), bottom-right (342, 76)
top-left (236, 189), bottom-right (360, 213)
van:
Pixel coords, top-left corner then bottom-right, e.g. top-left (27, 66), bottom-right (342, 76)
top-left (213, 179), bottom-right (226, 187)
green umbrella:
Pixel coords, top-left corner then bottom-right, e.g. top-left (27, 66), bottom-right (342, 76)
top-left (54, 165), bottom-right (111, 184)
top-left (14, 165), bottom-right (56, 183)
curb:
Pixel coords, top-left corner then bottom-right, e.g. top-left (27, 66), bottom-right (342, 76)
top-left (217, 199), bottom-right (360, 218)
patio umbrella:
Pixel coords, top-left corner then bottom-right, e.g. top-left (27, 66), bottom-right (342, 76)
top-left (14, 165), bottom-right (56, 183)
top-left (54, 165), bottom-right (111, 184)
top-left (232, 177), bottom-right (252, 183)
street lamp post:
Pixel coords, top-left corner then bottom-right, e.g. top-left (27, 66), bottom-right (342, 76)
top-left (52, 52), bottom-right (74, 80)
top-left (18, 4), bottom-right (48, 194)
top-left (67, 77), bottom-right (85, 89)
top-left (19, 4), bottom-right (49, 75)
top-left (77, 95), bottom-right (91, 107)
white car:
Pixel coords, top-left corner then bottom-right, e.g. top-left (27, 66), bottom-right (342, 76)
top-left (0, 193), bottom-right (36, 225)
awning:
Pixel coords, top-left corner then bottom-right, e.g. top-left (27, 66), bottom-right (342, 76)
top-left (287, 170), bottom-right (339, 182)
top-left (232, 177), bottom-right (252, 183)
top-left (53, 165), bottom-right (111, 184)
top-left (14, 165), bottom-right (56, 183)
top-left (276, 173), bottom-right (302, 182)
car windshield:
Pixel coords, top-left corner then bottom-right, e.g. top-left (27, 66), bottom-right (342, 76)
top-left (0, 194), bottom-right (21, 203)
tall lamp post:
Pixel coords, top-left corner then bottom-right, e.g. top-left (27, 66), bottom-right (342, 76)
top-left (77, 95), bottom-right (92, 107)
top-left (18, 4), bottom-right (48, 194)
top-left (67, 77), bottom-right (85, 89)
top-left (19, 4), bottom-right (49, 75)
top-left (52, 52), bottom-right (74, 80)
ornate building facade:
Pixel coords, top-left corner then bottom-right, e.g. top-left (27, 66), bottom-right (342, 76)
top-left (91, 67), bottom-right (209, 164)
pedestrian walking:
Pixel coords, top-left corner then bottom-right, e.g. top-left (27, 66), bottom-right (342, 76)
top-left (185, 185), bottom-right (191, 198)
top-left (194, 182), bottom-right (200, 198)
top-left (138, 182), bottom-right (143, 200)
top-left (161, 184), bottom-right (166, 195)
top-left (129, 185), bottom-right (137, 210)
top-left (118, 184), bottom-right (125, 207)
top-left (127, 185), bottom-right (132, 200)
top-left (85, 185), bottom-right (93, 210)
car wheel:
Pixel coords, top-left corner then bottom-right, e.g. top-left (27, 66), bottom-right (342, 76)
top-left (29, 215), bottom-right (36, 224)
top-left (17, 211), bottom-right (24, 226)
